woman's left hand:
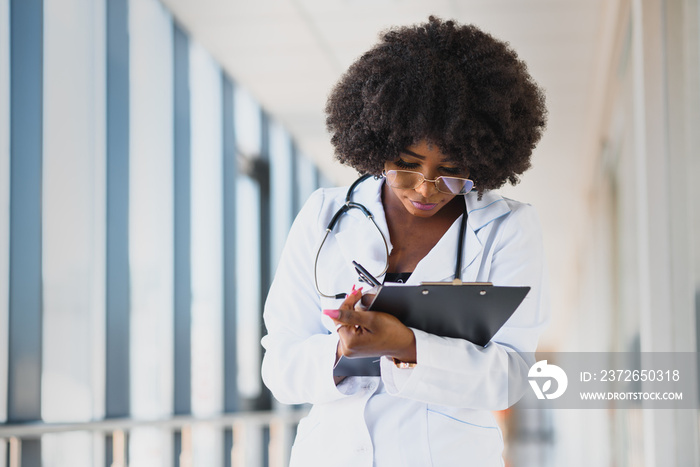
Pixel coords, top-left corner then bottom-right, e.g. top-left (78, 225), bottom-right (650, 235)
top-left (324, 287), bottom-right (417, 363)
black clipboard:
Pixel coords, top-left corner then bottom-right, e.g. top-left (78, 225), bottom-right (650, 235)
top-left (333, 282), bottom-right (530, 376)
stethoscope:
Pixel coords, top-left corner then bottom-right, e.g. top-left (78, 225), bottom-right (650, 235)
top-left (314, 174), bottom-right (469, 299)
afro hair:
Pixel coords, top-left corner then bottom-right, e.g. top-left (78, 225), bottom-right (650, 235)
top-left (325, 16), bottom-right (547, 194)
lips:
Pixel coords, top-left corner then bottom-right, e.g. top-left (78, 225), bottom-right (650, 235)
top-left (410, 200), bottom-right (438, 211)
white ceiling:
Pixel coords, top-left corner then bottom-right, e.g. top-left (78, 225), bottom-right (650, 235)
top-left (161, 0), bottom-right (616, 347)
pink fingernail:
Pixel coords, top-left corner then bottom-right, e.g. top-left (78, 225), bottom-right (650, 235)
top-left (354, 287), bottom-right (363, 296)
top-left (323, 309), bottom-right (340, 319)
top-left (351, 284), bottom-right (356, 293)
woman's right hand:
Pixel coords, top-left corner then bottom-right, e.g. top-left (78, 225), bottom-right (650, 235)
top-left (324, 286), bottom-right (417, 365)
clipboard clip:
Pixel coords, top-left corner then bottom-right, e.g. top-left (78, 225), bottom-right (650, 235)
top-left (419, 281), bottom-right (494, 286)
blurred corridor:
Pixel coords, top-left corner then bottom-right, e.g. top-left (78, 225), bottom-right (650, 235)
top-left (0, 0), bottom-right (699, 466)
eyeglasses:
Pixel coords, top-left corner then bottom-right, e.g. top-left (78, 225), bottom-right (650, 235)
top-left (383, 169), bottom-right (475, 195)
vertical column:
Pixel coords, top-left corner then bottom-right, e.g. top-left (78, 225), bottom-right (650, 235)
top-left (266, 118), bottom-right (296, 467)
top-left (105, 0), bottom-right (130, 462)
top-left (172, 21), bottom-right (191, 467)
top-left (222, 76), bottom-right (239, 415)
top-left (662, 1), bottom-right (700, 464)
top-left (105, 0), bottom-right (130, 422)
top-left (635, 0), bottom-right (673, 352)
top-left (231, 86), bottom-right (266, 464)
top-left (8, 0), bottom-right (43, 464)
top-left (632, 0), bottom-right (694, 465)
top-left (222, 75), bottom-right (238, 467)
top-left (189, 40), bottom-right (223, 467)
top-left (289, 143), bottom-right (300, 215)
top-left (0, 0), bottom-right (10, 436)
top-left (233, 87), bottom-right (262, 410)
top-left (256, 112), bottom-right (272, 466)
top-left (256, 112), bottom-right (271, 413)
top-left (268, 122), bottom-right (294, 275)
top-left (691, 0), bottom-right (700, 400)
top-left (128, 0), bottom-right (174, 465)
top-left (172, 21), bottom-right (191, 418)
top-left (41, 0), bottom-right (106, 465)
top-left (630, 1), bottom-right (660, 463)
top-left (8, 0), bottom-right (43, 423)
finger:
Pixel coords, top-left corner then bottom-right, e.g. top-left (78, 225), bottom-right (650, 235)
top-left (340, 286), bottom-right (363, 310)
top-left (335, 307), bottom-right (371, 329)
top-left (324, 311), bottom-right (359, 332)
top-left (323, 309), bottom-right (341, 320)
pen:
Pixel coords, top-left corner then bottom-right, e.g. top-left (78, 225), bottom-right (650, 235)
top-left (352, 261), bottom-right (382, 287)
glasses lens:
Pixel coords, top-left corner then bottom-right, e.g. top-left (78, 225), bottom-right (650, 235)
top-left (385, 170), bottom-right (422, 189)
top-left (437, 177), bottom-right (474, 194)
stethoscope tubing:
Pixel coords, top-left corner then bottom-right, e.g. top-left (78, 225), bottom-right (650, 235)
top-left (313, 174), bottom-right (467, 299)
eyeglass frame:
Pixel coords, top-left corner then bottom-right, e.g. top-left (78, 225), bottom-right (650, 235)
top-left (382, 169), bottom-right (475, 195)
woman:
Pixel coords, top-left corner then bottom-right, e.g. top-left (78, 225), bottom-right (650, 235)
top-left (261, 16), bottom-right (549, 466)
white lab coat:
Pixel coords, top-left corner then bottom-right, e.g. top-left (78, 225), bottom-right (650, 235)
top-left (261, 176), bottom-right (549, 467)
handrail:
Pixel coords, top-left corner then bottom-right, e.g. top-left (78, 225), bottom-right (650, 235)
top-left (0, 409), bottom-right (307, 439)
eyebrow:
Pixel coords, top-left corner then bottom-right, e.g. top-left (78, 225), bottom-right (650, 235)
top-left (400, 148), bottom-right (453, 163)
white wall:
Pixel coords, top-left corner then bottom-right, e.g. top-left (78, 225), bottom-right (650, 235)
top-left (566, 1), bottom-right (700, 466)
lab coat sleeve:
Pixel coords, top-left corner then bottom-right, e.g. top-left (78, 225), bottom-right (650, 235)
top-left (261, 189), bottom-right (350, 405)
top-left (380, 202), bottom-right (549, 410)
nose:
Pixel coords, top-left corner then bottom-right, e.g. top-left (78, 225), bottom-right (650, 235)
top-left (414, 177), bottom-right (439, 197)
